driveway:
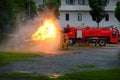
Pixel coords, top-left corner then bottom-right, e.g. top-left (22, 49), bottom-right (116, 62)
top-left (0, 44), bottom-right (120, 76)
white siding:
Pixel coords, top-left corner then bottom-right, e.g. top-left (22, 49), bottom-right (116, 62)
top-left (108, 0), bottom-right (120, 6)
top-left (60, 11), bottom-right (120, 28)
top-left (61, 0), bottom-right (89, 5)
top-left (59, 0), bottom-right (120, 31)
top-left (34, 0), bottom-right (120, 30)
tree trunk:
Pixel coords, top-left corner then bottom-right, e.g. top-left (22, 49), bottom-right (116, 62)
top-left (0, 26), bottom-right (4, 43)
top-left (97, 22), bottom-right (99, 28)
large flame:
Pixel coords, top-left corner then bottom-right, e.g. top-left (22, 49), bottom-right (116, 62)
top-left (31, 16), bottom-right (61, 53)
top-left (31, 19), bottom-right (57, 41)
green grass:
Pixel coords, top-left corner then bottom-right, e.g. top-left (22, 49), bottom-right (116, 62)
top-left (57, 68), bottom-right (120, 80)
top-left (0, 52), bottom-right (41, 66)
top-left (23, 59), bottom-right (41, 62)
top-left (0, 72), bottom-right (53, 80)
top-left (69, 65), bottom-right (96, 71)
top-left (78, 46), bottom-right (100, 48)
top-left (75, 65), bottom-right (96, 68)
top-left (69, 45), bottom-right (101, 48)
top-left (0, 68), bottom-right (120, 80)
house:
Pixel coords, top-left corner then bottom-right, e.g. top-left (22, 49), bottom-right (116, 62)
top-left (35, 0), bottom-right (120, 30)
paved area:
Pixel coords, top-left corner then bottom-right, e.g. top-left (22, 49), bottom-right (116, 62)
top-left (0, 44), bottom-right (120, 76)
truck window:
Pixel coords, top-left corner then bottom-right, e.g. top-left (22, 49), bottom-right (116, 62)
top-left (112, 31), bottom-right (116, 38)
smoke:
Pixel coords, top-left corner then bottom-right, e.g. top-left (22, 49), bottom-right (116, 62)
top-left (1, 9), bottom-right (62, 54)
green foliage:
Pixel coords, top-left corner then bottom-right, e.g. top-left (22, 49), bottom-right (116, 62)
top-left (45, 0), bottom-right (61, 9)
top-left (115, 2), bottom-right (120, 22)
top-left (13, 0), bottom-right (37, 18)
top-left (0, 52), bottom-right (40, 66)
top-left (0, 0), bottom-right (37, 40)
top-left (75, 65), bottom-right (96, 68)
top-left (0, 0), bottom-right (16, 32)
top-left (24, 0), bottom-right (37, 18)
top-left (88, 0), bottom-right (108, 27)
top-left (45, 0), bottom-right (61, 18)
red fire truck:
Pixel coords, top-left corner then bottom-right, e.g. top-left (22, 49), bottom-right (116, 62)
top-left (64, 25), bottom-right (119, 46)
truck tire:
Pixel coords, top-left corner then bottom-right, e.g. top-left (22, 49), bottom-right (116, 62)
top-left (74, 42), bottom-right (79, 46)
top-left (69, 39), bottom-right (76, 45)
top-left (98, 40), bottom-right (106, 46)
top-left (69, 40), bottom-right (72, 45)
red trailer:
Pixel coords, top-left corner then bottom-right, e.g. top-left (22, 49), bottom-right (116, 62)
top-left (64, 25), bottom-right (119, 46)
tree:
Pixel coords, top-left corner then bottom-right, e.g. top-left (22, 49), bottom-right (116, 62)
top-left (115, 2), bottom-right (120, 22)
top-left (45, 0), bottom-right (61, 18)
top-left (38, 0), bottom-right (46, 12)
top-left (24, 0), bottom-right (37, 18)
top-left (14, 0), bottom-right (37, 19)
top-left (88, 0), bottom-right (108, 27)
top-left (0, 0), bottom-right (37, 41)
top-left (0, 0), bottom-right (17, 41)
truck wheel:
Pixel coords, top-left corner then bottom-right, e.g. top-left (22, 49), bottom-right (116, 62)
top-left (69, 40), bottom-right (73, 45)
top-left (74, 42), bottom-right (79, 46)
top-left (98, 40), bottom-right (106, 46)
top-left (69, 39), bottom-right (76, 45)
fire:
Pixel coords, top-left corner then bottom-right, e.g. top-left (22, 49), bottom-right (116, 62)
top-left (31, 19), bottom-right (57, 41)
top-left (3, 9), bottom-right (62, 54)
top-left (30, 17), bottom-right (61, 53)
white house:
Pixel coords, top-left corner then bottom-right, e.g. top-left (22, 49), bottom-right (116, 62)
top-left (35, 0), bottom-right (120, 29)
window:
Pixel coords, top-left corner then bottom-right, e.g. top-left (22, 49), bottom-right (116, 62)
top-left (78, 13), bottom-right (82, 21)
top-left (66, 0), bottom-right (75, 5)
top-left (66, 14), bottom-right (69, 21)
top-left (78, 0), bottom-right (83, 5)
top-left (112, 31), bottom-right (116, 38)
top-left (105, 14), bottom-right (109, 21)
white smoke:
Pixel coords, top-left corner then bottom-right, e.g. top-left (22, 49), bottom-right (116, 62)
top-left (1, 9), bottom-right (62, 54)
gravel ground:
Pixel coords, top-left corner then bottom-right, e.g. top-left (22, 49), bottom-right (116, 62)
top-left (0, 44), bottom-right (120, 76)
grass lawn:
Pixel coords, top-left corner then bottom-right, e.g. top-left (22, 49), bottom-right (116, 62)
top-left (0, 52), bottom-right (41, 66)
top-left (74, 65), bottom-right (96, 68)
top-left (57, 68), bottom-right (120, 80)
top-left (0, 68), bottom-right (120, 80)
top-left (0, 72), bottom-right (53, 80)
top-left (0, 51), bottom-right (120, 80)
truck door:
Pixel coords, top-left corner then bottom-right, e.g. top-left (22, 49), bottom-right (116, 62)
top-left (110, 30), bottom-right (119, 44)
top-left (77, 29), bottom-right (82, 38)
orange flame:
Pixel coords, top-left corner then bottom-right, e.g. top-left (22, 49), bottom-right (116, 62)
top-left (31, 15), bottom-right (61, 53)
top-left (31, 19), bottom-right (58, 41)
